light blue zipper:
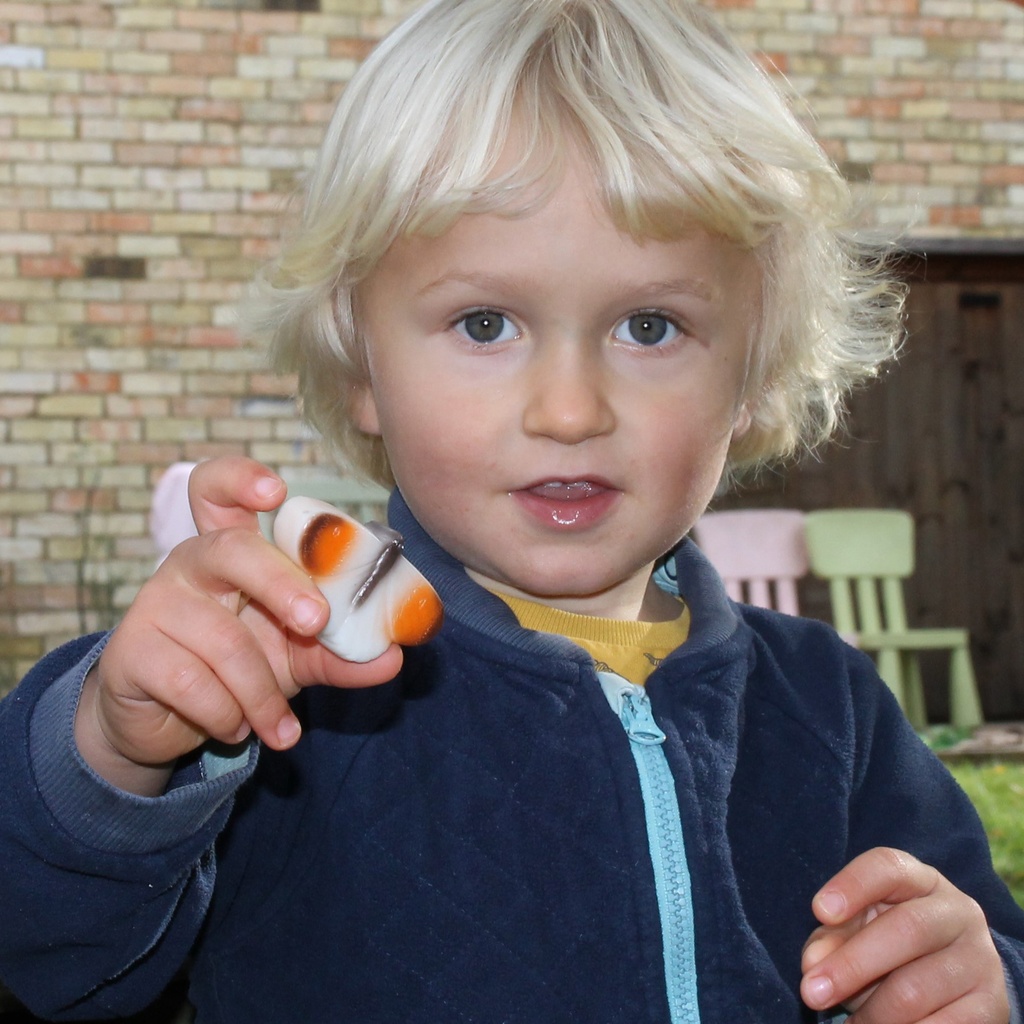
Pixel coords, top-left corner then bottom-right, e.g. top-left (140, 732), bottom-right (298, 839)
top-left (599, 672), bottom-right (701, 1024)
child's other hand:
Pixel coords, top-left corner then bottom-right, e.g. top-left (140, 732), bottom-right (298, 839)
top-left (76, 457), bottom-right (403, 795)
top-left (801, 847), bottom-right (1009, 1023)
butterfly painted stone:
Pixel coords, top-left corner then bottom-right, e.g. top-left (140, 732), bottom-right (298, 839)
top-left (273, 496), bottom-right (443, 662)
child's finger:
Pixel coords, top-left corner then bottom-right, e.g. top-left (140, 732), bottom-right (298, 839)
top-left (801, 923), bottom-right (855, 974)
top-left (112, 582), bottom-right (301, 751)
top-left (812, 847), bottom-right (940, 925)
top-left (104, 629), bottom-right (254, 755)
top-left (801, 894), bottom-right (963, 1013)
top-left (188, 456), bottom-right (286, 534)
top-left (287, 635), bottom-right (405, 693)
top-left (166, 610), bottom-right (296, 747)
top-left (835, 946), bottom-right (995, 1024)
top-left (166, 528), bottom-right (329, 637)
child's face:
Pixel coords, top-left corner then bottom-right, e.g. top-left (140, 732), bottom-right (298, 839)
top-left (353, 160), bottom-right (760, 620)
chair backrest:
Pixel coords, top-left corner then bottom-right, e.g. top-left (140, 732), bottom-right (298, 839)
top-left (803, 508), bottom-right (915, 635)
top-left (691, 508), bottom-right (808, 615)
top-left (278, 468), bottom-right (390, 523)
top-left (150, 461), bottom-right (199, 563)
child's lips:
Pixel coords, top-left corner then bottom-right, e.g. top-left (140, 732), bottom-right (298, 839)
top-left (514, 478), bottom-right (619, 528)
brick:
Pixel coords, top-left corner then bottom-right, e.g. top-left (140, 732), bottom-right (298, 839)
top-left (0, 489), bottom-right (47, 516)
top-left (50, 188), bottom-right (111, 211)
top-left (206, 166), bottom-right (271, 190)
top-left (15, 162), bottom-right (77, 187)
top-left (211, 418), bottom-right (274, 442)
top-left (2, 371), bottom-right (58, 393)
top-left (47, 48), bottom-right (109, 72)
top-left (147, 75), bottom-right (208, 98)
top-left (208, 78), bottom-right (267, 100)
top-left (19, 255), bottom-right (81, 278)
top-left (142, 120), bottom-right (204, 144)
top-left (80, 116), bottom-right (142, 142)
top-left (58, 371), bottom-right (122, 393)
top-left (0, 232), bottom-right (51, 254)
top-left (19, 69), bottom-right (83, 94)
top-left (117, 97), bottom-right (177, 121)
top-left (117, 235), bottom-right (181, 258)
top-left (81, 165), bottom-right (144, 189)
top-left (0, 537), bottom-right (45, 561)
top-left (321, 0), bottom-right (379, 14)
top-left (24, 300), bottom-right (86, 325)
top-left (120, 372), bottom-right (186, 396)
top-left (176, 9), bottom-right (241, 32)
top-left (178, 98), bottom-right (242, 122)
top-left (0, 4), bottom-right (47, 25)
top-left (983, 166), bottom-right (1024, 186)
top-left (18, 512), bottom-right (82, 539)
top-left (327, 37), bottom-right (376, 60)
top-left (23, 210), bottom-right (89, 233)
top-left (148, 214), bottom-right (214, 237)
top-left (151, 301), bottom-right (208, 326)
top-left (0, 94), bottom-right (49, 117)
top-left (115, 7), bottom-right (175, 29)
top-left (237, 55), bottom-right (297, 79)
top-left (144, 417), bottom-right (207, 442)
top-left (12, 419), bottom-right (75, 442)
top-left (266, 34), bottom-right (326, 57)
top-left (17, 611), bottom-right (88, 635)
top-left (171, 52), bottom-right (236, 77)
top-left (297, 57), bottom-right (359, 80)
top-left (0, 324), bottom-right (59, 346)
top-left (37, 394), bottom-right (105, 418)
top-left (109, 51), bottom-right (171, 75)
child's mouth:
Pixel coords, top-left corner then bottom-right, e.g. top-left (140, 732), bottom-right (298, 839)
top-left (530, 480), bottom-right (604, 500)
top-left (515, 479), bottom-right (619, 528)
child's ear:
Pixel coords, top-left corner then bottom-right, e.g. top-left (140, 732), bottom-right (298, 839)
top-left (732, 402), bottom-right (753, 440)
top-left (351, 383), bottom-right (382, 436)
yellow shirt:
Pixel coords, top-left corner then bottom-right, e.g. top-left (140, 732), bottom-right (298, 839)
top-left (496, 594), bottom-right (690, 685)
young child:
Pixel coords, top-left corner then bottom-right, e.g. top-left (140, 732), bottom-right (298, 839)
top-left (1, 0), bottom-right (1022, 1021)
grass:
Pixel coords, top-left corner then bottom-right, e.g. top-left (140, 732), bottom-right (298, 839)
top-left (946, 759), bottom-right (1024, 909)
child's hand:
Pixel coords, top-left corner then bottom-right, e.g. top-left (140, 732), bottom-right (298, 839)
top-left (801, 847), bottom-right (1009, 1023)
top-left (75, 457), bottom-right (403, 796)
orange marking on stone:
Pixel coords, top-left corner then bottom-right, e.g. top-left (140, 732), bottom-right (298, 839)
top-left (390, 584), bottom-right (444, 646)
top-left (299, 513), bottom-right (358, 576)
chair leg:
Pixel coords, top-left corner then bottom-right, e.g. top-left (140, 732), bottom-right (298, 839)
top-left (901, 652), bottom-right (928, 732)
top-left (949, 645), bottom-right (984, 730)
top-left (875, 649), bottom-right (909, 719)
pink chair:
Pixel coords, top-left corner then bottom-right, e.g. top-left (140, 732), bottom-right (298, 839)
top-left (691, 509), bottom-right (808, 615)
top-left (150, 461), bottom-right (199, 564)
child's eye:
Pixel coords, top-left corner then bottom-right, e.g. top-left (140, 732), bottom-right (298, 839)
top-left (613, 312), bottom-right (681, 347)
top-left (453, 310), bottom-right (518, 344)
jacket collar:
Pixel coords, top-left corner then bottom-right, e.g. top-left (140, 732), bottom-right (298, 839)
top-left (387, 488), bottom-right (745, 667)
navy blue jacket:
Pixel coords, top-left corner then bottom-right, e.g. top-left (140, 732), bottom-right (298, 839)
top-left (2, 491), bottom-right (1024, 1022)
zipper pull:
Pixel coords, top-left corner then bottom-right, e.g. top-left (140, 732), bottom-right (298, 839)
top-left (619, 688), bottom-right (667, 746)
top-left (597, 672), bottom-right (668, 746)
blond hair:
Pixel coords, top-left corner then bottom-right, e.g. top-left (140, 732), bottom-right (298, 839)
top-left (246, 0), bottom-right (904, 487)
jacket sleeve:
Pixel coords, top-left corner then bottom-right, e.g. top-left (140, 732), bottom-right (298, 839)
top-left (0, 634), bottom-right (257, 1020)
top-left (846, 664), bottom-right (1024, 1015)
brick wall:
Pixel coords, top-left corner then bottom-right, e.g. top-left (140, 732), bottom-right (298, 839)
top-left (1, 0), bottom-right (1022, 692)
top-left (718, 0), bottom-right (1024, 235)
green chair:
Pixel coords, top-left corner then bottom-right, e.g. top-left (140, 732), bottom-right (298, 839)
top-left (803, 509), bottom-right (983, 730)
top-left (259, 468), bottom-right (391, 540)
top-left (279, 467), bottom-right (390, 522)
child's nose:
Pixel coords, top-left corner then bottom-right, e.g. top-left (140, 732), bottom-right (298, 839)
top-left (521, 342), bottom-right (616, 444)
